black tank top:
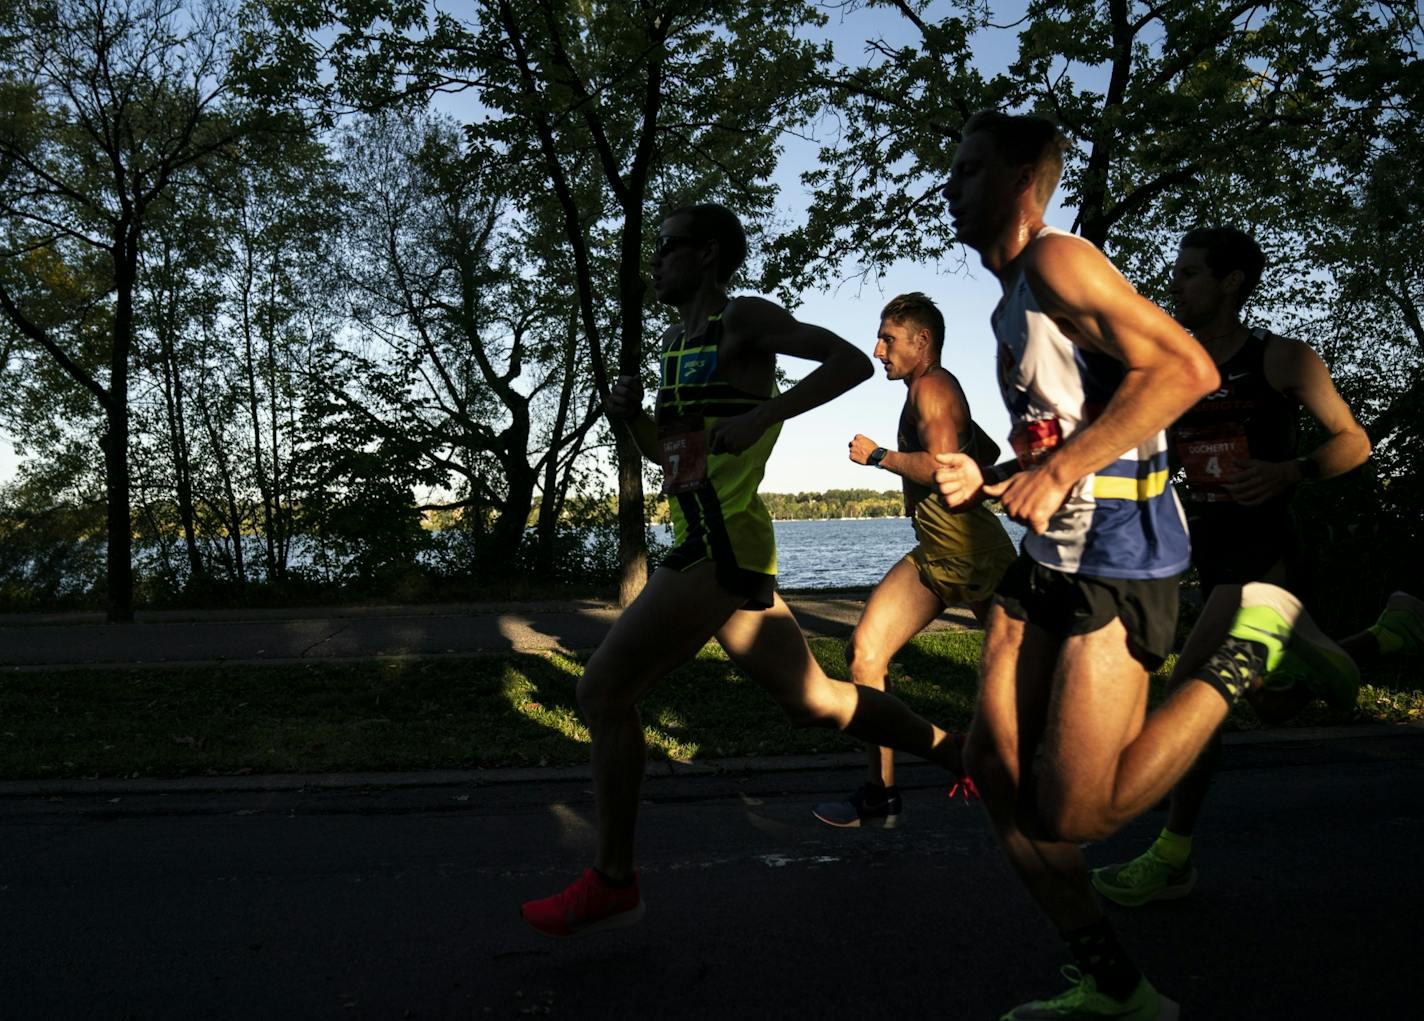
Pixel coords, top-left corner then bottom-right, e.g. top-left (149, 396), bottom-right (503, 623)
top-left (1172, 328), bottom-right (1299, 508)
top-left (897, 367), bottom-right (1000, 516)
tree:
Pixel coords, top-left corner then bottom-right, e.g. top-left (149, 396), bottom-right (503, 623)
top-left (239, 0), bottom-right (833, 603)
top-left (329, 111), bottom-right (605, 569)
top-left (0, 0), bottom-right (252, 621)
top-left (775, 1), bottom-right (1420, 290)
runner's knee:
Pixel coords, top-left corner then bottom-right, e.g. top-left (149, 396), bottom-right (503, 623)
top-left (1033, 785), bottom-right (1123, 844)
top-left (965, 729), bottom-right (1018, 811)
top-left (575, 658), bottom-right (639, 723)
top-left (845, 632), bottom-right (890, 687)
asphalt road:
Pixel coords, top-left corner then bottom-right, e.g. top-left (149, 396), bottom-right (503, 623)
top-left (2, 727), bottom-right (1420, 1019)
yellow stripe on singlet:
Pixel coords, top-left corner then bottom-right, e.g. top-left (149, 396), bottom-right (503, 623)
top-left (1091, 468), bottom-right (1171, 501)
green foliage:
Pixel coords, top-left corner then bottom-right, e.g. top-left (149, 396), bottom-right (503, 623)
top-left (0, 479), bottom-right (106, 610)
top-left (237, 0), bottom-right (840, 596)
top-left (5, 1), bottom-right (1419, 614)
top-left (756, 488), bottom-right (905, 521)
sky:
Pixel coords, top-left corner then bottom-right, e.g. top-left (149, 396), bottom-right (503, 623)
top-left (756, 4), bottom-right (1031, 494)
top-left (0, 3), bottom-right (1043, 497)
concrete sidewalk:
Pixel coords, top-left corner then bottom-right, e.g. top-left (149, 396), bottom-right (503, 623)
top-left (0, 591), bottom-right (978, 669)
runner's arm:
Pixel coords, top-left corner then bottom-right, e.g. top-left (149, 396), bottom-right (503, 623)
top-left (624, 414), bottom-right (660, 462)
top-left (713, 296), bottom-right (873, 453)
top-left (1003, 236), bottom-right (1219, 532)
top-left (877, 374), bottom-right (967, 485)
top-left (606, 373), bottom-right (661, 462)
top-left (1264, 334), bottom-right (1371, 482)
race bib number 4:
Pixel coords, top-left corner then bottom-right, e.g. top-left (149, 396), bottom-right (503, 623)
top-left (1175, 423), bottom-right (1250, 502)
top-left (659, 415), bottom-right (709, 494)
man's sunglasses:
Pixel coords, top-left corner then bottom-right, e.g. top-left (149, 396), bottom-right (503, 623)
top-left (652, 234), bottom-right (705, 257)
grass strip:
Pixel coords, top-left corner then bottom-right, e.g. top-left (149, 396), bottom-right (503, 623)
top-left (1, 631), bottom-right (1417, 780)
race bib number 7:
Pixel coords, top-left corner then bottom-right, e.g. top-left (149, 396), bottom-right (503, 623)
top-left (659, 415), bottom-right (709, 495)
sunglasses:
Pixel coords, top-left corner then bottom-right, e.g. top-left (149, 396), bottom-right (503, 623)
top-left (652, 234), bottom-right (704, 257)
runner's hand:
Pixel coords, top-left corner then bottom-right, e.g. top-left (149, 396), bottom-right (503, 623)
top-left (709, 408), bottom-right (769, 454)
top-left (606, 374), bottom-right (642, 420)
top-left (996, 464), bottom-right (1072, 534)
top-left (934, 452), bottom-right (990, 508)
top-left (1221, 458), bottom-right (1296, 507)
top-left (849, 434), bottom-right (879, 465)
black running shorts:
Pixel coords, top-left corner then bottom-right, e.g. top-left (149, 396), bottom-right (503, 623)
top-left (660, 539), bottom-right (776, 611)
top-left (993, 552), bottom-right (1181, 669)
top-left (1188, 504), bottom-right (1308, 598)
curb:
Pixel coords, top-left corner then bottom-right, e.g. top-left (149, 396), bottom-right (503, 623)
top-left (0, 722), bottom-right (1418, 800)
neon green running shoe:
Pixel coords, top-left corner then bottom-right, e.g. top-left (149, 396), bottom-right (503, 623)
top-left (1091, 847), bottom-right (1197, 907)
top-left (1372, 591), bottom-right (1424, 657)
top-left (1233, 583), bottom-right (1360, 710)
top-left (1001, 968), bottom-right (1178, 1019)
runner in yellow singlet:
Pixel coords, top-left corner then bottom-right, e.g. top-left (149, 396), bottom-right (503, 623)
top-left (520, 203), bottom-right (974, 938)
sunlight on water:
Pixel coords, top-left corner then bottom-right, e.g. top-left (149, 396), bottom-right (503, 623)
top-left (653, 516), bottom-right (1025, 590)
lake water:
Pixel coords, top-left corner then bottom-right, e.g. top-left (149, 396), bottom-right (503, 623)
top-left (655, 516), bottom-right (1026, 590)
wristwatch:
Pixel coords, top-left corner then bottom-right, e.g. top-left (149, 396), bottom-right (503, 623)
top-left (868, 447), bottom-right (888, 468)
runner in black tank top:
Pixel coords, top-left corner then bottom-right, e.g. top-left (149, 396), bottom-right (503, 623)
top-left (1091, 229), bottom-right (1424, 918)
top-left (1172, 328), bottom-right (1305, 594)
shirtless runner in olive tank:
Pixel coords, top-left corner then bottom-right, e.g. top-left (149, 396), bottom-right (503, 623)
top-left (812, 292), bottom-right (1014, 829)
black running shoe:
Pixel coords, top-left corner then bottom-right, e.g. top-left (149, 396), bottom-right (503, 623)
top-left (812, 783), bottom-right (903, 828)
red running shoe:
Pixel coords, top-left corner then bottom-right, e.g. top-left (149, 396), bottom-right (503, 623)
top-left (947, 732), bottom-right (980, 803)
top-left (520, 868), bottom-right (645, 937)
top-left (947, 775), bottom-right (980, 803)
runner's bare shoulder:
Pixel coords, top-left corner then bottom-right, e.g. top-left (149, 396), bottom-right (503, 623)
top-left (907, 370), bottom-right (968, 451)
top-left (1022, 232), bottom-right (1145, 355)
top-left (908, 368), bottom-right (968, 419)
top-left (721, 295), bottom-right (792, 346)
top-left (1022, 232), bottom-right (1122, 305)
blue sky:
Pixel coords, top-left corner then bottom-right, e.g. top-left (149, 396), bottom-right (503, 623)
top-left (761, 3), bottom-right (1034, 494)
top-left (1, 3), bottom-right (1044, 496)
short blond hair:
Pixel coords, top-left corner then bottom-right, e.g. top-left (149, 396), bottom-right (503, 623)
top-left (962, 110), bottom-right (1068, 206)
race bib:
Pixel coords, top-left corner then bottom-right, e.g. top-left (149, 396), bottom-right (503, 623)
top-left (1175, 423), bottom-right (1250, 502)
top-left (1010, 417), bottom-right (1063, 468)
top-left (659, 415), bottom-right (709, 494)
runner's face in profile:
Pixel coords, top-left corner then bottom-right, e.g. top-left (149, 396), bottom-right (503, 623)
top-left (874, 318), bottom-right (931, 381)
top-left (1169, 246), bottom-right (1232, 332)
top-left (941, 132), bottom-right (1014, 252)
top-left (650, 215), bottom-right (711, 304)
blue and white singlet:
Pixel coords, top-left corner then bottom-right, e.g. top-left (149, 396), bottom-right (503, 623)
top-left (990, 227), bottom-right (1190, 580)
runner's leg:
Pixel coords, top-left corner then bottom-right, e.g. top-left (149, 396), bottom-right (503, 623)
top-left (846, 556), bottom-right (947, 788)
top-left (974, 607), bottom-right (1175, 1014)
top-left (578, 562), bottom-right (748, 880)
top-left (1338, 590), bottom-right (1424, 665)
top-left (716, 591), bottom-right (964, 775)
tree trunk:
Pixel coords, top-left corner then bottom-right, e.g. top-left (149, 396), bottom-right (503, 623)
top-left (103, 234), bottom-right (140, 623)
top-left (99, 418), bottom-right (134, 622)
top-left (197, 369), bottom-right (247, 589)
top-left (616, 430), bottom-right (647, 606)
top-left (157, 304), bottom-right (204, 587)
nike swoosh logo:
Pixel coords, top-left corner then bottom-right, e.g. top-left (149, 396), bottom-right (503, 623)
top-left (1237, 622), bottom-right (1288, 643)
top-left (1226, 372), bottom-right (1251, 381)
